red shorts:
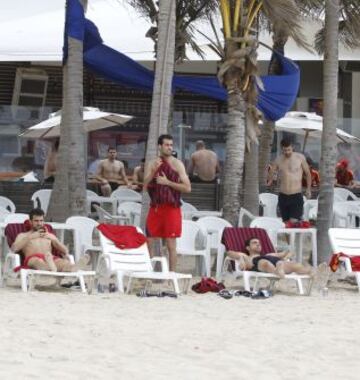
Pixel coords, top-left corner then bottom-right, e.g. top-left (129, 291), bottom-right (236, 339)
top-left (146, 204), bottom-right (182, 238)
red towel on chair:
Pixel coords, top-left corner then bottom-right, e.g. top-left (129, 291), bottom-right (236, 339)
top-left (329, 252), bottom-right (360, 272)
top-left (97, 224), bottom-right (147, 249)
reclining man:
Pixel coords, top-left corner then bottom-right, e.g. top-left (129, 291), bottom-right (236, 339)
top-left (12, 208), bottom-right (88, 272)
top-left (227, 237), bottom-right (313, 278)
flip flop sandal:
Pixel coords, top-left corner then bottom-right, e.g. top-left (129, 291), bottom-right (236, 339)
top-left (251, 290), bottom-right (273, 299)
top-left (159, 291), bottom-right (178, 298)
top-left (217, 289), bottom-right (233, 299)
top-left (233, 290), bottom-right (252, 297)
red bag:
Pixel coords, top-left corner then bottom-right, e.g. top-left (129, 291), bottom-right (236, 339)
top-left (191, 277), bottom-right (225, 294)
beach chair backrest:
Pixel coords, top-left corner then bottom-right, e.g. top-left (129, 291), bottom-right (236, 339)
top-left (4, 213), bottom-right (29, 224)
top-left (333, 188), bottom-right (358, 201)
top-left (99, 228), bottom-right (153, 273)
top-left (250, 217), bottom-right (285, 246)
top-left (177, 220), bottom-right (206, 252)
top-left (221, 227), bottom-right (275, 255)
top-left (196, 216), bottom-right (232, 250)
top-left (31, 189), bottom-right (52, 213)
top-left (110, 188), bottom-right (141, 203)
top-left (181, 201), bottom-right (198, 212)
top-left (259, 193), bottom-right (278, 217)
top-left (0, 196), bottom-right (16, 213)
top-left (329, 228), bottom-right (360, 257)
top-left (66, 216), bottom-right (99, 259)
top-left (117, 201), bottom-right (142, 224)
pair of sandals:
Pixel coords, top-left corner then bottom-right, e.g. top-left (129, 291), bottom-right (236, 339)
top-left (137, 290), bottom-right (178, 298)
top-left (218, 289), bottom-right (273, 300)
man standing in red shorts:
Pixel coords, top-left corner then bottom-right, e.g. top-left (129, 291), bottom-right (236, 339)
top-left (144, 134), bottom-right (191, 271)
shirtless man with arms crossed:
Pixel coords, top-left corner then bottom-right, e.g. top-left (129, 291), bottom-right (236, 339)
top-left (228, 237), bottom-right (313, 277)
top-left (188, 140), bottom-right (220, 183)
top-left (144, 134), bottom-right (191, 271)
top-left (12, 208), bottom-right (87, 272)
top-left (96, 147), bottom-right (129, 196)
top-left (267, 138), bottom-right (311, 222)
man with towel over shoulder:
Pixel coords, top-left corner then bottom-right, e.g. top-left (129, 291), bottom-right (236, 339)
top-left (144, 134), bottom-right (191, 271)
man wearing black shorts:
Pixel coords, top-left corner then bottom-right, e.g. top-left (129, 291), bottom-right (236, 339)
top-left (227, 237), bottom-right (313, 278)
top-left (267, 138), bottom-right (312, 222)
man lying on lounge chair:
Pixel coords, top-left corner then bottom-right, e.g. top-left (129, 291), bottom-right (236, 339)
top-left (11, 208), bottom-right (88, 272)
top-left (227, 237), bottom-right (314, 278)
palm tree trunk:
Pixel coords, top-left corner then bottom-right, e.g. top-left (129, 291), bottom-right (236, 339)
top-left (317, 0), bottom-right (339, 264)
top-left (222, 91), bottom-right (246, 226)
top-left (258, 32), bottom-right (288, 188)
top-left (47, 0), bottom-right (87, 222)
top-left (243, 141), bottom-right (259, 215)
top-left (140, 0), bottom-right (176, 229)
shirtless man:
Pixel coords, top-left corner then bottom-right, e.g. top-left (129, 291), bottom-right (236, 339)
top-left (144, 134), bottom-right (191, 271)
top-left (95, 147), bottom-right (129, 196)
top-left (132, 158), bottom-right (145, 191)
top-left (227, 237), bottom-right (313, 278)
top-left (12, 208), bottom-right (87, 272)
top-left (267, 138), bottom-right (311, 222)
top-left (188, 140), bottom-right (220, 183)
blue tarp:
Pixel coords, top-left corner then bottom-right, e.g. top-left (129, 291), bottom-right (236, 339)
top-left (64, 0), bottom-right (300, 122)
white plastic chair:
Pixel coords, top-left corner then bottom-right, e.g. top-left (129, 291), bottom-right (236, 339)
top-left (65, 216), bottom-right (101, 262)
top-left (0, 206), bottom-right (11, 223)
top-left (4, 213), bottom-right (28, 224)
top-left (0, 196), bottom-right (16, 213)
top-left (97, 228), bottom-right (192, 294)
top-left (176, 220), bottom-right (210, 277)
top-left (250, 217), bottom-right (285, 247)
top-left (110, 188), bottom-right (141, 203)
top-left (181, 201), bottom-right (198, 220)
top-left (86, 189), bottom-right (98, 198)
top-left (334, 188), bottom-right (358, 201)
top-left (31, 189), bottom-right (52, 213)
top-left (93, 204), bottom-right (129, 225)
top-left (259, 193), bottom-right (278, 217)
top-left (238, 207), bottom-right (255, 227)
top-left (196, 216), bottom-right (232, 279)
top-left (117, 201), bottom-right (142, 226)
top-left (329, 228), bottom-right (360, 292)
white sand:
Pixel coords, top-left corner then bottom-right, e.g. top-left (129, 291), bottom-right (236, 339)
top-left (1, 278), bottom-right (360, 380)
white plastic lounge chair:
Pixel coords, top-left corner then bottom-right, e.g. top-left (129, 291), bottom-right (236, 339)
top-left (0, 196), bottom-right (16, 213)
top-left (238, 207), bottom-right (255, 227)
top-left (334, 188), bottom-right (358, 201)
top-left (97, 228), bottom-right (192, 294)
top-left (31, 189), bottom-right (52, 213)
top-left (117, 201), bottom-right (142, 226)
top-left (329, 228), bottom-right (360, 292)
top-left (221, 227), bottom-right (313, 295)
top-left (250, 217), bottom-right (285, 248)
top-left (176, 220), bottom-right (210, 277)
top-left (65, 216), bottom-right (101, 262)
top-left (3, 223), bottom-right (95, 293)
top-left (4, 213), bottom-right (28, 224)
top-left (181, 201), bottom-right (198, 220)
top-left (93, 204), bottom-right (129, 225)
top-left (196, 216), bottom-right (232, 279)
top-left (110, 188), bottom-right (142, 203)
top-left (259, 193), bottom-right (278, 217)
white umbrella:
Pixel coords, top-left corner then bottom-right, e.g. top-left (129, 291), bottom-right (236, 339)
top-left (19, 107), bottom-right (133, 139)
top-left (275, 111), bottom-right (360, 151)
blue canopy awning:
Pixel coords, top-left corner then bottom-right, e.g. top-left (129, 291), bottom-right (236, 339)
top-left (65, 0), bottom-right (300, 122)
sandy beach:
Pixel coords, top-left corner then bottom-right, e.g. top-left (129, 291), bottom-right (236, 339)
top-left (1, 277), bottom-right (360, 380)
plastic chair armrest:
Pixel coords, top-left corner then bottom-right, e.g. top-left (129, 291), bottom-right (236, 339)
top-left (150, 257), bottom-right (169, 273)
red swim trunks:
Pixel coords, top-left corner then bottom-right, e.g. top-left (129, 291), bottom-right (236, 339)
top-left (24, 254), bottom-right (61, 267)
top-left (146, 204), bottom-right (182, 238)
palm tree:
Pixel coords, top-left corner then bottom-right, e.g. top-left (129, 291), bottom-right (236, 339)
top-left (317, 0), bottom-right (360, 263)
top-left (47, 0), bottom-right (87, 222)
top-left (126, 0), bottom-right (218, 63)
top-left (209, 0), bottom-right (305, 225)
